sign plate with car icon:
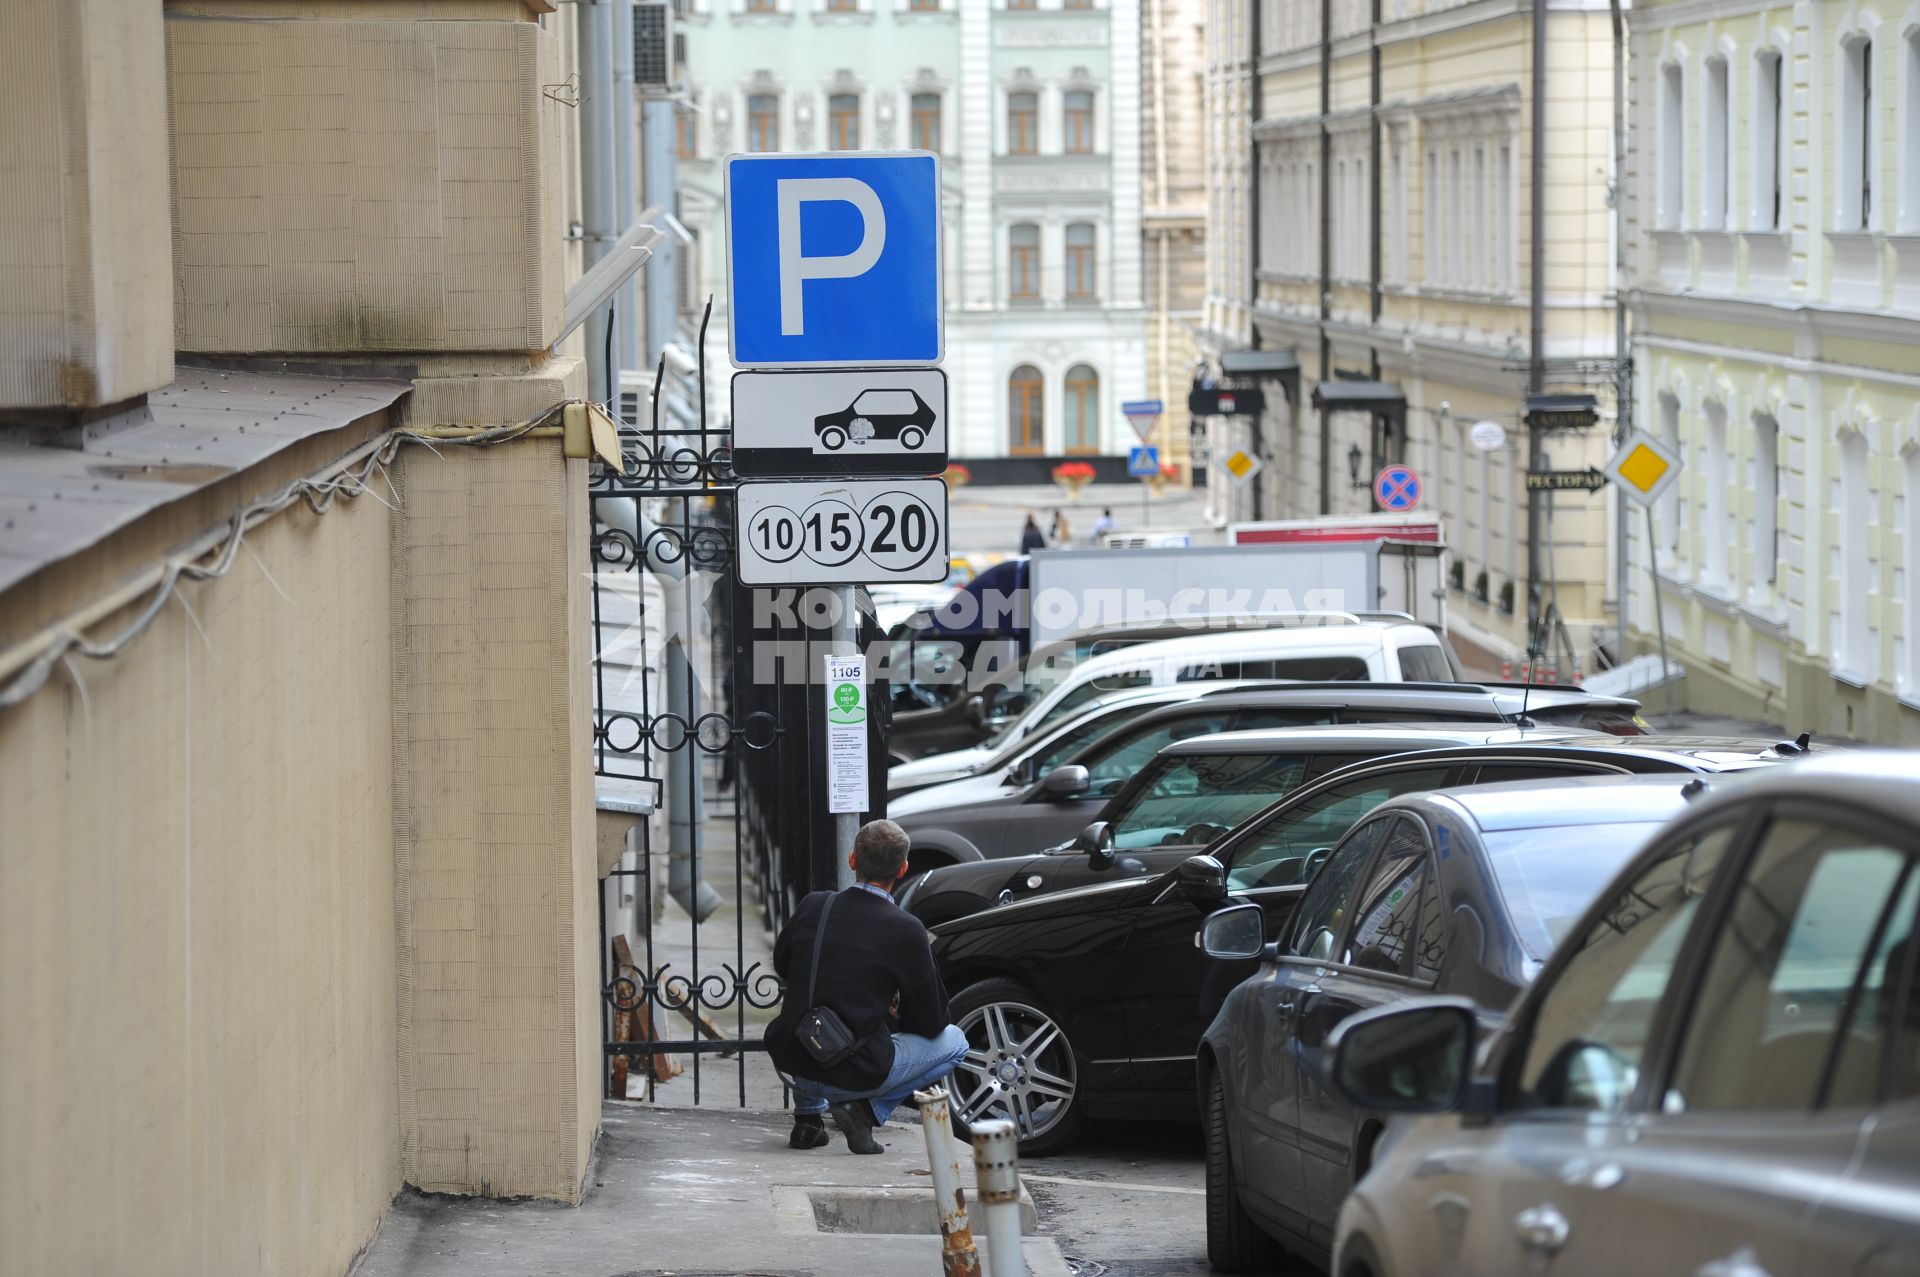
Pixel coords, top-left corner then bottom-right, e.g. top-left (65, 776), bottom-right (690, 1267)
top-left (730, 367), bottom-right (947, 478)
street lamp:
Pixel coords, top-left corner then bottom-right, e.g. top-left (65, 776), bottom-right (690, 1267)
top-left (1347, 442), bottom-right (1367, 489)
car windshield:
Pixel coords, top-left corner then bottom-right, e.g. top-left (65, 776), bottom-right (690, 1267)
top-left (1109, 752), bottom-right (1312, 850)
top-left (1485, 822), bottom-right (1667, 961)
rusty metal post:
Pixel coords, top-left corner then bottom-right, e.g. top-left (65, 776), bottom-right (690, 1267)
top-left (915, 1087), bottom-right (983, 1277)
top-left (971, 1118), bottom-right (1026, 1277)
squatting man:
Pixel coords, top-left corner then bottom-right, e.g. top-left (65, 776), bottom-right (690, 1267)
top-left (766, 819), bottom-right (969, 1153)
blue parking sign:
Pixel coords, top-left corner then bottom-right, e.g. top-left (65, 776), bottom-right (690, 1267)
top-left (725, 152), bottom-right (943, 367)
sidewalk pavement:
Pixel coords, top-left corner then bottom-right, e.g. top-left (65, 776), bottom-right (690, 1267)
top-left (353, 1103), bottom-right (1074, 1277)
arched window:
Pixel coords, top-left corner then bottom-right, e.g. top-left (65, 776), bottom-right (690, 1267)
top-left (911, 92), bottom-right (942, 153)
top-left (1749, 412), bottom-right (1780, 602)
top-left (1704, 56), bottom-right (1729, 229)
top-left (1064, 90), bottom-right (1095, 153)
top-left (1838, 430), bottom-right (1874, 678)
top-left (1658, 392), bottom-right (1685, 561)
top-left (1658, 62), bottom-right (1685, 228)
top-left (1754, 49), bottom-right (1784, 230)
top-left (1009, 366), bottom-right (1045, 456)
top-left (1904, 32), bottom-right (1920, 231)
top-left (1904, 447), bottom-right (1920, 696)
top-left (1840, 36), bottom-right (1875, 229)
top-left (1065, 223), bottom-right (1097, 299)
top-left (1008, 91), bottom-right (1038, 155)
top-left (747, 93), bottom-right (779, 151)
top-left (828, 93), bottom-right (860, 150)
top-left (1702, 400), bottom-right (1730, 589)
top-left (1009, 224), bottom-right (1041, 302)
top-left (1064, 366), bottom-right (1100, 454)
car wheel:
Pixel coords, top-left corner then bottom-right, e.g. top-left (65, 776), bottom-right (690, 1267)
top-left (948, 978), bottom-right (1084, 1156)
top-left (899, 425), bottom-right (926, 450)
top-left (820, 425), bottom-right (847, 450)
top-left (1205, 1070), bottom-right (1285, 1273)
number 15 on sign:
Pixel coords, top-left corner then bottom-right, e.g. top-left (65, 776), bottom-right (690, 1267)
top-left (735, 478), bottom-right (950, 586)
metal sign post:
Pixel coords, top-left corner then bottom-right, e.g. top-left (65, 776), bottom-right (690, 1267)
top-left (1604, 430), bottom-right (1686, 729)
top-left (1128, 446), bottom-right (1159, 528)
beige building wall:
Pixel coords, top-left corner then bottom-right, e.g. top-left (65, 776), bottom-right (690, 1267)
top-left (0, 0), bottom-right (174, 407)
top-left (0, 494), bottom-right (401, 1276)
top-left (1232, 0), bottom-right (1618, 664)
top-left (1144, 0), bottom-right (1209, 478)
top-left (390, 442), bottom-right (601, 1198)
top-left (1622, 0), bottom-right (1920, 742)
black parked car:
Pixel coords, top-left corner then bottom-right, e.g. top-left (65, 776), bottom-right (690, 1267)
top-left (928, 737), bottom-right (1822, 1154)
top-left (814, 387), bottom-right (937, 451)
top-left (1195, 776), bottom-right (1699, 1273)
top-left (904, 733), bottom-right (1825, 928)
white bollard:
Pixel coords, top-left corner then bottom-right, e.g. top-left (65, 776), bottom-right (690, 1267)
top-left (970, 1119), bottom-right (1026, 1277)
top-left (914, 1087), bottom-right (982, 1277)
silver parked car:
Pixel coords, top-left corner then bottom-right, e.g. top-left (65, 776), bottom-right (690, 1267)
top-left (1326, 753), bottom-right (1920, 1277)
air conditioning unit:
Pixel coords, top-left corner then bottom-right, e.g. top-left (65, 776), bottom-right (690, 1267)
top-left (634, 1), bottom-right (675, 91)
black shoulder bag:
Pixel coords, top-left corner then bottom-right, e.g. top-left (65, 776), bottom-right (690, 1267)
top-left (795, 892), bottom-right (858, 1068)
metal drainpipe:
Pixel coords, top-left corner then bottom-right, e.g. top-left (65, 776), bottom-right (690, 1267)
top-left (594, 497), bottom-right (721, 923)
top-left (642, 101), bottom-right (680, 369)
top-left (1526, 0), bottom-right (1548, 647)
top-left (1610, 0), bottom-right (1632, 646)
top-left (1318, 0), bottom-right (1333, 515)
top-left (1248, 0), bottom-right (1264, 523)
top-left (579, 0), bottom-right (617, 404)
top-left (612, 0), bottom-right (640, 379)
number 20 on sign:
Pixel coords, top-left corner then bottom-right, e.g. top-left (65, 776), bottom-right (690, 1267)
top-left (734, 478), bottom-right (950, 586)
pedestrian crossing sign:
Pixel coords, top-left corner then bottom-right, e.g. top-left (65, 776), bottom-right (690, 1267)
top-left (1223, 449), bottom-right (1262, 484)
top-left (1604, 430), bottom-right (1684, 506)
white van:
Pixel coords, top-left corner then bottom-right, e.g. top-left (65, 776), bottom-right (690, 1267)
top-left (980, 618), bottom-right (1458, 749)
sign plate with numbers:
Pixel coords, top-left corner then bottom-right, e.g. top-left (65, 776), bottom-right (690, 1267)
top-left (734, 478), bottom-right (950, 586)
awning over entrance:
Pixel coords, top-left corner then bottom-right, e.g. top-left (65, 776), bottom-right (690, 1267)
top-left (1220, 348), bottom-right (1300, 377)
top-left (1312, 380), bottom-right (1407, 423)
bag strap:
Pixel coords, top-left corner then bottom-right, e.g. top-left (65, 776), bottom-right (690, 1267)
top-left (806, 890), bottom-right (838, 1008)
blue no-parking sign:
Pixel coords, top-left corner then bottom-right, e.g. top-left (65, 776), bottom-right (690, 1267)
top-left (724, 151), bottom-right (943, 367)
top-left (1128, 446), bottom-right (1161, 478)
top-left (1374, 464), bottom-right (1422, 511)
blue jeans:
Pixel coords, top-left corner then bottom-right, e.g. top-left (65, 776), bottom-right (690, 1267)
top-left (787, 1024), bottom-right (969, 1124)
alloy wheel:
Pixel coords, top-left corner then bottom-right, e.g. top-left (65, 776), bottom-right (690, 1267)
top-left (951, 998), bottom-right (1077, 1141)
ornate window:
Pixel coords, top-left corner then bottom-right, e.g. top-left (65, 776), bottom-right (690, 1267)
top-left (1009, 224), bottom-right (1041, 301)
top-left (747, 0), bottom-right (777, 13)
top-left (1064, 90), bottom-right (1095, 153)
top-left (1009, 367), bottom-right (1045, 456)
top-left (829, 93), bottom-right (860, 150)
top-left (1755, 49), bottom-right (1784, 230)
top-left (747, 94), bottom-right (779, 151)
top-left (1840, 36), bottom-right (1876, 229)
top-left (1007, 0), bottom-right (1037, 9)
top-left (1658, 62), bottom-right (1685, 229)
top-left (911, 92), bottom-right (941, 153)
top-left (1065, 223), bottom-right (1097, 299)
top-left (1065, 365), bottom-right (1100, 454)
top-left (827, 0), bottom-right (858, 10)
top-left (1008, 91), bottom-right (1039, 155)
top-left (1703, 55), bottom-right (1730, 229)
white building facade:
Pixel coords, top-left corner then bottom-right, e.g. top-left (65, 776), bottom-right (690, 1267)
top-left (678, 0), bottom-right (1147, 473)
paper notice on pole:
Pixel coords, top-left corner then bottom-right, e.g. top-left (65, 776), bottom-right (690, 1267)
top-left (824, 654), bottom-right (869, 815)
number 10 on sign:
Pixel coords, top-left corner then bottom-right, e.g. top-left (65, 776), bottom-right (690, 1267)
top-left (734, 478), bottom-right (950, 585)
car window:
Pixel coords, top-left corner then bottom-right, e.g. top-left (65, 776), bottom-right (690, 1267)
top-left (1078, 713), bottom-right (1235, 799)
top-left (1346, 818), bottom-right (1443, 980)
top-left (1226, 765), bottom-right (1455, 892)
top-left (1338, 707), bottom-right (1492, 724)
top-left (1176, 656), bottom-right (1371, 681)
top-left (854, 389), bottom-right (919, 415)
top-left (1109, 751), bottom-right (1312, 851)
top-left (1472, 762), bottom-right (1616, 785)
top-left (1026, 711), bottom-right (1130, 777)
top-left (1488, 822), bottom-right (1673, 963)
top-left (887, 637), bottom-right (967, 710)
top-left (1040, 670), bottom-right (1154, 731)
top-left (1396, 643), bottom-right (1452, 682)
top-left (1664, 819), bottom-right (1920, 1113)
top-left (1289, 818), bottom-right (1392, 961)
top-left (1517, 823), bottom-right (1739, 1113)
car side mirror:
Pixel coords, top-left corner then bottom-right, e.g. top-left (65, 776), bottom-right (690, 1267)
top-left (1200, 901), bottom-right (1266, 960)
top-left (1175, 853), bottom-right (1228, 904)
top-left (1040, 764), bottom-right (1091, 799)
top-left (1072, 820), bottom-right (1115, 868)
top-left (1328, 999), bottom-right (1478, 1114)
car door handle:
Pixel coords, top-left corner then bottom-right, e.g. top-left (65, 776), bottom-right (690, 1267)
top-left (1513, 1204), bottom-right (1569, 1255)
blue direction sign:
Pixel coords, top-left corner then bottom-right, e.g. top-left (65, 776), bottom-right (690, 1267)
top-left (1374, 463), bottom-right (1422, 511)
top-left (725, 151), bottom-right (943, 368)
top-left (1128, 446), bottom-right (1161, 478)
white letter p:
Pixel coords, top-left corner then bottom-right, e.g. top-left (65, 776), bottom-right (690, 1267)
top-left (776, 177), bottom-right (887, 337)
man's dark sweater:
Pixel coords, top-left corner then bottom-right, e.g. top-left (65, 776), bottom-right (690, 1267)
top-left (766, 887), bottom-right (952, 1092)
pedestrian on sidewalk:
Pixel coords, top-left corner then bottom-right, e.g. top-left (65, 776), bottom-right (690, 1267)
top-left (766, 819), bottom-right (969, 1154)
top-left (1049, 508), bottom-right (1072, 546)
top-left (1090, 507), bottom-right (1116, 544)
top-left (1018, 512), bottom-right (1047, 554)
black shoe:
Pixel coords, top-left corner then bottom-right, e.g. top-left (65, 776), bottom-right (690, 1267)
top-left (829, 1101), bottom-right (883, 1154)
top-left (789, 1115), bottom-right (830, 1150)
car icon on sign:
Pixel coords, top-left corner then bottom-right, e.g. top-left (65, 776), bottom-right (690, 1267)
top-left (814, 389), bottom-right (936, 451)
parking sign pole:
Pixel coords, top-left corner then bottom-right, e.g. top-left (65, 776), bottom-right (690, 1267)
top-left (832, 583), bottom-right (859, 888)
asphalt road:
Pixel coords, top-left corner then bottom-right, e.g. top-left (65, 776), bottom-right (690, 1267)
top-left (1019, 1119), bottom-right (1214, 1277)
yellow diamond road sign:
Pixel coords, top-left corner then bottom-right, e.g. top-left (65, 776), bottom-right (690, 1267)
top-left (1224, 449), bottom-right (1263, 483)
top-left (1603, 430), bottom-right (1684, 507)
